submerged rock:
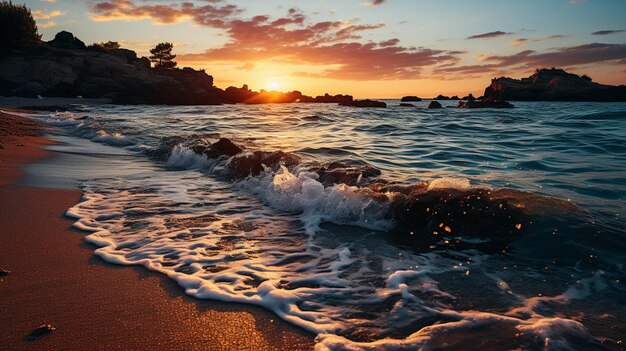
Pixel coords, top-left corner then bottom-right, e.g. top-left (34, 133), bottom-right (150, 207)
top-left (25, 324), bottom-right (56, 340)
top-left (428, 101), bottom-right (442, 109)
top-left (400, 96), bottom-right (422, 102)
top-left (399, 103), bottom-right (415, 107)
top-left (456, 100), bottom-right (514, 108)
top-left (339, 99), bottom-right (387, 108)
top-left (312, 161), bottom-right (382, 186)
top-left (203, 138), bottom-right (242, 158)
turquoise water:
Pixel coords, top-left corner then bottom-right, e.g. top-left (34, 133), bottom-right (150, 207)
top-left (28, 101), bottom-right (626, 350)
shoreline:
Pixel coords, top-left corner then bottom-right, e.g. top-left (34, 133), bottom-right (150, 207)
top-left (0, 111), bottom-right (315, 350)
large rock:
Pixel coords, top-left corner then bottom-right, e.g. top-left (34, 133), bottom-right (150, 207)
top-left (428, 101), bottom-right (442, 109)
top-left (0, 31), bottom-right (221, 104)
top-left (483, 68), bottom-right (626, 102)
top-left (339, 99), bottom-right (387, 108)
top-left (400, 95), bottom-right (422, 102)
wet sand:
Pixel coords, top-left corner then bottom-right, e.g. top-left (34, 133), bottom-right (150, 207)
top-left (0, 111), bottom-right (315, 351)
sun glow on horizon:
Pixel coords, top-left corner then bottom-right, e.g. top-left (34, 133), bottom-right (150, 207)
top-left (267, 81), bottom-right (282, 91)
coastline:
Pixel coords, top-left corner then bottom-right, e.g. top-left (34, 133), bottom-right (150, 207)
top-left (0, 111), bottom-right (315, 351)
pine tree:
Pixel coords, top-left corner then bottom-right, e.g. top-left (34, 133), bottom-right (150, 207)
top-left (149, 42), bottom-right (177, 69)
top-left (0, 1), bottom-right (41, 50)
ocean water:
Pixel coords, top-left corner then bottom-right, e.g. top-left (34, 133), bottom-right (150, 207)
top-left (24, 101), bottom-right (626, 350)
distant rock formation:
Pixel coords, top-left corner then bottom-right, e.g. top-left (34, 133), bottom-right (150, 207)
top-left (339, 99), bottom-right (387, 108)
top-left (428, 101), bottom-right (442, 109)
top-left (461, 93), bottom-right (476, 101)
top-left (400, 96), bottom-right (422, 102)
top-left (456, 100), bottom-right (514, 108)
top-left (483, 68), bottom-right (626, 102)
top-left (0, 31), bottom-right (350, 105)
top-left (434, 95), bottom-right (451, 100)
top-left (299, 93), bottom-right (353, 103)
top-left (0, 31), bottom-right (221, 105)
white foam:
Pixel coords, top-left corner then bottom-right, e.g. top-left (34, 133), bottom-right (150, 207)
top-left (242, 166), bottom-right (394, 234)
top-left (427, 177), bottom-right (471, 190)
top-left (92, 130), bottom-right (133, 146)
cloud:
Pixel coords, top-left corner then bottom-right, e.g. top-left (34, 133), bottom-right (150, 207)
top-left (32, 9), bottom-right (65, 20)
top-left (238, 62), bottom-right (255, 71)
top-left (38, 21), bottom-right (57, 28)
top-left (436, 43), bottom-right (626, 76)
top-left (90, 1), bottom-right (460, 80)
top-left (509, 34), bottom-right (567, 47)
top-left (591, 30), bottom-right (625, 35)
top-left (467, 31), bottom-right (513, 39)
top-left (363, 0), bottom-right (387, 6)
top-left (89, 0), bottom-right (242, 26)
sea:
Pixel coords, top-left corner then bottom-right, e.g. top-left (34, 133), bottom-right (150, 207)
top-left (18, 100), bottom-right (626, 350)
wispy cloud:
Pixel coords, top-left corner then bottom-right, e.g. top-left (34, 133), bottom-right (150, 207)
top-left (89, 1), bottom-right (460, 80)
top-left (467, 31), bottom-right (513, 39)
top-left (591, 30), bottom-right (625, 35)
top-left (509, 34), bottom-right (567, 47)
top-left (32, 9), bottom-right (65, 20)
top-left (362, 0), bottom-right (387, 7)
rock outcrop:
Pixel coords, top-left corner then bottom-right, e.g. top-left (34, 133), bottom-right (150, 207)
top-left (0, 31), bottom-right (222, 104)
top-left (339, 99), bottom-right (387, 108)
top-left (483, 68), bottom-right (626, 102)
top-left (400, 96), bottom-right (422, 102)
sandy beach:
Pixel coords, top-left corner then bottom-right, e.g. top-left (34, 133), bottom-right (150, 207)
top-left (0, 111), bottom-right (315, 351)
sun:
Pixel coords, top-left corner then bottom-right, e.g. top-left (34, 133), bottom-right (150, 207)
top-left (267, 81), bottom-right (281, 91)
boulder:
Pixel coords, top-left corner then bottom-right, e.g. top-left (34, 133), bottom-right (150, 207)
top-left (339, 99), bottom-right (387, 108)
top-left (48, 31), bottom-right (86, 50)
top-left (204, 138), bottom-right (242, 158)
top-left (400, 95), bottom-right (422, 102)
top-left (428, 101), bottom-right (442, 109)
top-left (434, 95), bottom-right (450, 100)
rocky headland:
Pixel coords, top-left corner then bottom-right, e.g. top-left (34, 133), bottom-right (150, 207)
top-left (483, 68), bottom-right (626, 102)
top-left (0, 31), bottom-right (352, 106)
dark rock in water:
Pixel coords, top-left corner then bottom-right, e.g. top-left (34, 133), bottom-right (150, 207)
top-left (230, 150), bottom-right (300, 178)
top-left (313, 161), bottom-right (382, 186)
top-left (483, 68), bottom-right (626, 102)
top-left (339, 99), bottom-right (386, 108)
top-left (428, 101), bottom-right (442, 109)
top-left (204, 138), bottom-right (243, 158)
top-left (400, 96), bottom-right (422, 102)
top-left (0, 268), bottom-right (10, 276)
top-left (434, 95), bottom-right (451, 100)
top-left (461, 93), bottom-right (476, 101)
top-left (399, 103), bottom-right (415, 107)
top-left (387, 187), bottom-right (526, 247)
top-left (450, 95), bottom-right (460, 100)
top-left (456, 100), bottom-right (514, 108)
top-left (25, 324), bottom-right (56, 341)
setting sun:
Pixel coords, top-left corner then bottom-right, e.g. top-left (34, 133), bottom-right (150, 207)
top-left (267, 81), bottom-right (281, 91)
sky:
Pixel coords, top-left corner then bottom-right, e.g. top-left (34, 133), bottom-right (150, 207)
top-left (23, 0), bottom-right (626, 98)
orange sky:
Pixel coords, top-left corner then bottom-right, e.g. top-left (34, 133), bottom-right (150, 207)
top-left (25, 0), bottom-right (626, 98)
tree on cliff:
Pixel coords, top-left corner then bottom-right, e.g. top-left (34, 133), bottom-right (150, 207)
top-left (0, 1), bottom-right (41, 50)
top-left (149, 42), bottom-right (177, 69)
top-left (88, 41), bottom-right (120, 52)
